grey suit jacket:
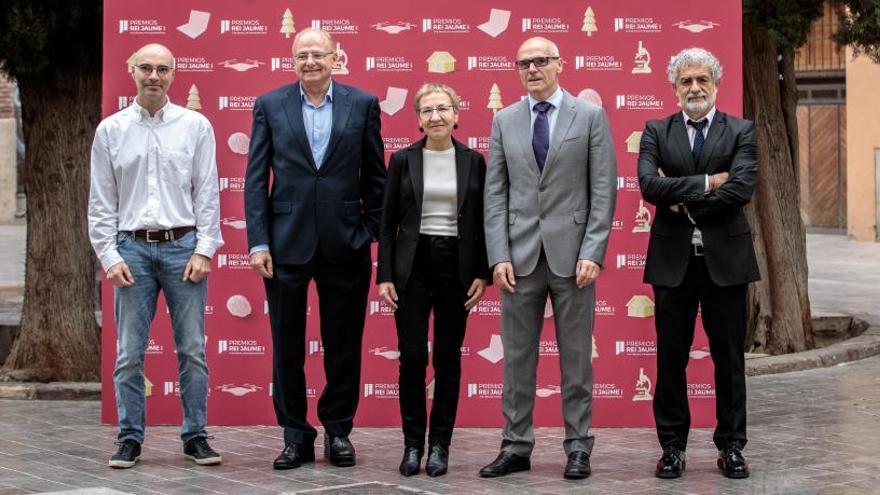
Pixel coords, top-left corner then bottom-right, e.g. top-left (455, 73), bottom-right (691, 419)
top-left (484, 90), bottom-right (617, 277)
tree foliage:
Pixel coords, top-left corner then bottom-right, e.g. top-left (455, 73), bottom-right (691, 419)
top-left (836, 0), bottom-right (880, 62)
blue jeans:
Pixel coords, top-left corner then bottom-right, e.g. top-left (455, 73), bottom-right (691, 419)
top-left (113, 230), bottom-right (209, 444)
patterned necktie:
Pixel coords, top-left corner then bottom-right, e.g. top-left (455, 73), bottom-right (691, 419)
top-left (532, 101), bottom-right (552, 172)
top-left (687, 119), bottom-right (708, 163)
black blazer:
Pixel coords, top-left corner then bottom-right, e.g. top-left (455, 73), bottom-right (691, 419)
top-left (637, 110), bottom-right (761, 287)
top-left (244, 81), bottom-right (386, 264)
top-left (377, 137), bottom-right (490, 290)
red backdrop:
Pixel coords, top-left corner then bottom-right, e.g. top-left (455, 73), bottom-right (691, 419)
top-left (101, 0), bottom-right (742, 428)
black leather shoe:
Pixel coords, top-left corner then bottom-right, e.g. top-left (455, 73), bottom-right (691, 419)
top-left (399, 446), bottom-right (423, 476)
top-left (655, 446), bottom-right (686, 479)
top-left (718, 446), bottom-right (749, 479)
top-left (273, 443), bottom-right (315, 470)
top-left (425, 444), bottom-right (449, 477)
top-left (479, 451), bottom-right (530, 478)
top-left (563, 450), bottom-right (591, 479)
top-left (324, 434), bottom-right (356, 467)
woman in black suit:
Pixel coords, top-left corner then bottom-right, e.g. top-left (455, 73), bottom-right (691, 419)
top-left (376, 83), bottom-right (489, 477)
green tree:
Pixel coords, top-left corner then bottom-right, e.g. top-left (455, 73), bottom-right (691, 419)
top-left (742, 0), bottom-right (880, 354)
top-left (0, 1), bottom-right (102, 380)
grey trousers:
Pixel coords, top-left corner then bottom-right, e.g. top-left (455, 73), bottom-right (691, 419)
top-left (499, 254), bottom-right (596, 456)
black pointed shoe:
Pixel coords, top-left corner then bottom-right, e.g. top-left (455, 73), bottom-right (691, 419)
top-left (718, 446), bottom-right (750, 479)
top-left (563, 450), bottom-right (591, 479)
top-left (425, 444), bottom-right (449, 477)
top-left (399, 446), bottom-right (423, 476)
top-left (273, 443), bottom-right (315, 470)
top-left (183, 437), bottom-right (222, 466)
top-left (324, 434), bottom-right (356, 467)
top-left (109, 440), bottom-right (141, 469)
top-left (479, 451), bottom-right (530, 478)
top-left (655, 446), bottom-right (686, 479)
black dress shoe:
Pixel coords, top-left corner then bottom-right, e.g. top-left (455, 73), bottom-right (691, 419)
top-left (655, 446), bottom-right (686, 479)
top-left (399, 446), bottom-right (423, 476)
top-left (563, 450), bottom-right (591, 479)
top-left (479, 451), bottom-right (530, 478)
top-left (324, 434), bottom-right (356, 467)
top-left (425, 444), bottom-right (448, 477)
top-left (273, 443), bottom-right (315, 470)
top-left (718, 446), bottom-right (749, 479)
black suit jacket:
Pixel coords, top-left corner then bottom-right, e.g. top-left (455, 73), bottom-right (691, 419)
top-left (244, 81), bottom-right (386, 264)
top-left (377, 138), bottom-right (490, 290)
top-left (637, 110), bottom-right (760, 287)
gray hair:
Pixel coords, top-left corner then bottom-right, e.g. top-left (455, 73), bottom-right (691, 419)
top-left (666, 47), bottom-right (723, 84)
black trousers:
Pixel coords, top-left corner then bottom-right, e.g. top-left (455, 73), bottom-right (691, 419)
top-left (265, 246), bottom-right (372, 446)
top-left (395, 234), bottom-right (469, 449)
top-left (652, 253), bottom-right (747, 451)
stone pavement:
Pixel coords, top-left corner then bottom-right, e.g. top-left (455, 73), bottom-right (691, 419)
top-left (1, 354), bottom-right (879, 494)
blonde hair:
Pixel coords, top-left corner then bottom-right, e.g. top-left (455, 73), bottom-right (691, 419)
top-left (412, 83), bottom-right (460, 113)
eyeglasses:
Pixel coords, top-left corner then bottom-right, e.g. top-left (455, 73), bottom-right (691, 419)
top-left (418, 106), bottom-right (454, 118)
top-left (135, 64), bottom-right (173, 77)
top-left (515, 56), bottom-right (560, 70)
top-left (294, 51), bottom-right (335, 62)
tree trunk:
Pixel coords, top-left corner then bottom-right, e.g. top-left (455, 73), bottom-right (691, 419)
top-left (742, 22), bottom-right (814, 354)
top-left (1, 68), bottom-right (101, 381)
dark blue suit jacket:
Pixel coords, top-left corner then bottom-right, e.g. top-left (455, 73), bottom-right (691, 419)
top-left (244, 81), bottom-right (386, 264)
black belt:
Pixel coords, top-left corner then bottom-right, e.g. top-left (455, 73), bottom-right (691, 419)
top-left (693, 244), bottom-right (704, 256)
top-left (124, 226), bottom-right (195, 243)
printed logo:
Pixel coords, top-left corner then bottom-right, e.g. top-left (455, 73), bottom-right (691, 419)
top-left (218, 96), bottom-right (257, 111)
top-left (270, 56), bottom-right (296, 73)
top-left (363, 383), bottom-right (399, 398)
top-left (467, 383), bottom-right (503, 398)
top-left (175, 57), bottom-right (214, 73)
top-left (422, 18), bottom-right (471, 34)
top-left (215, 253), bottom-right (251, 270)
top-left (616, 253), bottom-right (647, 270)
top-left (218, 177), bottom-right (245, 192)
top-left (687, 383), bottom-right (716, 398)
top-left (309, 340), bottom-right (324, 356)
top-left (366, 56), bottom-right (414, 72)
top-left (220, 18), bottom-right (269, 35)
top-left (118, 19), bottom-right (167, 34)
top-left (521, 17), bottom-right (570, 33)
top-left (593, 382), bottom-right (625, 399)
top-left (311, 18), bottom-right (359, 34)
top-left (574, 54), bottom-right (623, 71)
top-left (218, 339), bottom-right (266, 355)
top-left (615, 340), bottom-right (657, 356)
top-left (467, 55), bottom-right (515, 71)
top-left (218, 59), bottom-right (264, 72)
top-left (614, 17), bottom-right (662, 33)
top-left (617, 176), bottom-right (640, 192)
top-left (382, 137), bottom-right (412, 153)
top-left (595, 299), bottom-right (617, 317)
top-left (616, 94), bottom-right (664, 111)
top-left (477, 334), bottom-right (504, 363)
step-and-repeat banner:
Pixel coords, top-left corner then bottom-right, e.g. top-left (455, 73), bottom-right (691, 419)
top-left (101, 0), bottom-right (741, 427)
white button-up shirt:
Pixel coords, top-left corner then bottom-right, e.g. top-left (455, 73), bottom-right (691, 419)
top-left (88, 99), bottom-right (223, 271)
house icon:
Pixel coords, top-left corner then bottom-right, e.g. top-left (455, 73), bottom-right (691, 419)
top-left (626, 294), bottom-right (655, 318)
top-left (626, 131), bottom-right (643, 153)
top-left (427, 51), bottom-right (456, 74)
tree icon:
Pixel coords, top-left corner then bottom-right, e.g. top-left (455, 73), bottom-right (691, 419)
top-left (186, 84), bottom-right (202, 111)
top-left (281, 8), bottom-right (296, 38)
top-left (582, 6), bottom-right (597, 36)
top-left (488, 83), bottom-right (503, 113)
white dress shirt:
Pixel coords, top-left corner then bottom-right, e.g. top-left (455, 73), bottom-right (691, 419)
top-left (681, 106), bottom-right (716, 246)
top-left (88, 99), bottom-right (224, 271)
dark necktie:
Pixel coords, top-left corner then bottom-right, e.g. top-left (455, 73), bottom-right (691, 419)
top-left (532, 101), bottom-right (552, 172)
top-left (687, 119), bottom-right (708, 163)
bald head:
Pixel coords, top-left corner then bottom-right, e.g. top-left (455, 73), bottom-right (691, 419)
top-left (517, 37), bottom-right (560, 58)
top-left (292, 27), bottom-right (335, 54)
top-left (132, 43), bottom-right (175, 68)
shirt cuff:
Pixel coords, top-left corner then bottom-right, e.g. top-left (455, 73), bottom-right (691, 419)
top-left (704, 174), bottom-right (710, 193)
top-left (100, 250), bottom-right (125, 273)
top-left (250, 244), bottom-right (269, 255)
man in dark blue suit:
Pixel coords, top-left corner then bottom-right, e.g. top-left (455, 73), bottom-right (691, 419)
top-left (244, 27), bottom-right (385, 470)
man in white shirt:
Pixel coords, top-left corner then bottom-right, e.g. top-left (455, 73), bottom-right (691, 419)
top-left (88, 43), bottom-right (224, 469)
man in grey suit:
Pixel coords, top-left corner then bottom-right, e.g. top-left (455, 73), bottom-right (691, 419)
top-left (480, 37), bottom-right (617, 480)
